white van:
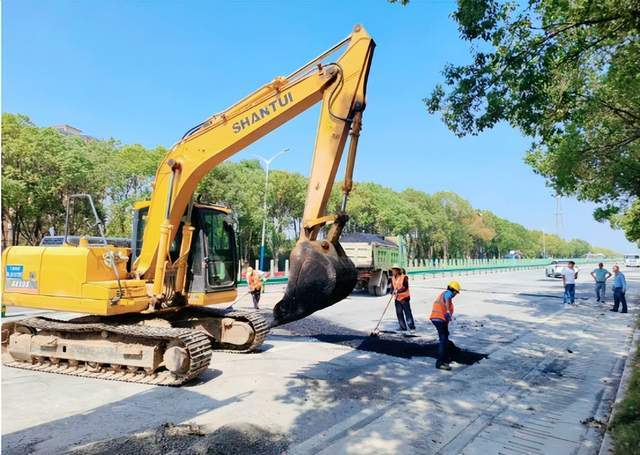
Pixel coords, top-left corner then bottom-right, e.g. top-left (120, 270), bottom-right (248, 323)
top-left (624, 254), bottom-right (640, 267)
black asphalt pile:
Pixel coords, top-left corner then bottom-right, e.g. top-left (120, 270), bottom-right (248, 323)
top-left (68, 422), bottom-right (288, 455)
top-left (272, 314), bottom-right (487, 364)
top-left (315, 333), bottom-right (488, 364)
top-left (270, 313), bottom-right (363, 338)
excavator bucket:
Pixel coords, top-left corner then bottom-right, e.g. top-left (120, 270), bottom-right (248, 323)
top-left (272, 238), bottom-right (357, 327)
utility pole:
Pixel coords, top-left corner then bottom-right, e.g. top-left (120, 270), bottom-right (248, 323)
top-left (254, 148), bottom-right (289, 271)
top-left (542, 230), bottom-right (546, 258)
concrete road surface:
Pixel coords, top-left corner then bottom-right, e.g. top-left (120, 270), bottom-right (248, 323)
top-left (2, 265), bottom-right (638, 454)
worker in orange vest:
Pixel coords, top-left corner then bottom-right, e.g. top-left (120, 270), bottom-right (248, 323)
top-left (391, 265), bottom-right (415, 335)
top-left (430, 281), bottom-right (461, 370)
top-left (247, 267), bottom-right (263, 310)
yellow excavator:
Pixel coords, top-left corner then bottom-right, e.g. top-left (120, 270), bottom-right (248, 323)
top-left (1, 25), bottom-right (375, 385)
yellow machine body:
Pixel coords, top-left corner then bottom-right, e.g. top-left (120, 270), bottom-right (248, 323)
top-left (2, 244), bottom-right (238, 315)
top-left (2, 244), bottom-right (148, 315)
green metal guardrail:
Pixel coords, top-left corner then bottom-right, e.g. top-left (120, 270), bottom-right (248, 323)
top-left (237, 258), bottom-right (621, 287)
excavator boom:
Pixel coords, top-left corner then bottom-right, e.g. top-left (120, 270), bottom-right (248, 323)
top-left (2, 26), bottom-right (375, 385)
top-left (136, 25), bottom-right (375, 325)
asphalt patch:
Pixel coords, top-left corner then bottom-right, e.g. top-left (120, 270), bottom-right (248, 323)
top-left (312, 333), bottom-right (487, 364)
top-left (68, 422), bottom-right (288, 455)
top-left (273, 315), bottom-right (487, 364)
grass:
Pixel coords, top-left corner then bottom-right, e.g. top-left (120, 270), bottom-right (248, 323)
top-left (609, 317), bottom-right (640, 455)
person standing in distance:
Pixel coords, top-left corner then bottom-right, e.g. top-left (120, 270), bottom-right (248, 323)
top-left (561, 261), bottom-right (578, 304)
top-left (610, 265), bottom-right (628, 313)
top-left (430, 281), bottom-right (461, 371)
top-left (247, 267), bottom-right (263, 310)
top-left (590, 263), bottom-right (611, 302)
top-left (391, 265), bottom-right (416, 335)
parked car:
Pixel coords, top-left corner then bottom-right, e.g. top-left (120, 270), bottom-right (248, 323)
top-left (624, 254), bottom-right (640, 267)
top-left (545, 260), bottom-right (578, 278)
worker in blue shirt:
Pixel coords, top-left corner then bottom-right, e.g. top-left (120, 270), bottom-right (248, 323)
top-left (610, 265), bottom-right (628, 313)
top-left (590, 263), bottom-right (612, 302)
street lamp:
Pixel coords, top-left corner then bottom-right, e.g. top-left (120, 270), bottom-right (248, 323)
top-left (254, 148), bottom-right (289, 271)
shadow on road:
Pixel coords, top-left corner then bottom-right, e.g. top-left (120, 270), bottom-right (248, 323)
top-left (2, 383), bottom-right (251, 454)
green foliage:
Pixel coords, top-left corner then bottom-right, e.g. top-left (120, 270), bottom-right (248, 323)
top-left (104, 144), bottom-right (166, 237)
top-left (1, 113), bottom-right (164, 243)
top-left (197, 160), bottom-right (265, 260)
top-left (1, 112), bottom-right (616, 261)
top-left (610, 346), bottom-right (640, 455)
top-left (425, 0), bottom-right (640, 244)
top-left (2, 114), bottom-right (113, 244)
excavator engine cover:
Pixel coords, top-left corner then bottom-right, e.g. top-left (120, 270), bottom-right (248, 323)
top-left (272, 238), bottom-right (357, 326)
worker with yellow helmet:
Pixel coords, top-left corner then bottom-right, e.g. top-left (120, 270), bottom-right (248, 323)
top-left (429, 280), bottom-right (461, 371)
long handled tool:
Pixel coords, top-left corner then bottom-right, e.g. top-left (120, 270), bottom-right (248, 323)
top-left (369, 292), bottom-right (395, 337)
top-left (228, 290), bottom-right (252, 308)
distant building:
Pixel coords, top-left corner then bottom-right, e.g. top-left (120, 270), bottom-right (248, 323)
top-left (51, 124), bottom-right (95, 141)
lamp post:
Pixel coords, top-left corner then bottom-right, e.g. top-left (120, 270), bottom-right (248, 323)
top-left (254, 148), bottom-right (289, 271)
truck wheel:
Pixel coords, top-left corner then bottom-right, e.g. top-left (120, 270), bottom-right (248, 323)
top-left (381, 272), bottom-right (390, 295)
top-left (367, 271), bottom-right (388, 296)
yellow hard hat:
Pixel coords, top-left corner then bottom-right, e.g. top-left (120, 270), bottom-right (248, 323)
top-left (448, 281), bottom-right (461, 292)
top-left (247, 267), bottom-right (253, 275)
top-left (391, 264), bottom-right (402, 270)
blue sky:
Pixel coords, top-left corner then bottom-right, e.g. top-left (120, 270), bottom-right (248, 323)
top-left (3, 0), bottom-right (637, 253)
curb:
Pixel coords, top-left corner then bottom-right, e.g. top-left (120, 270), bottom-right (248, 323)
top-left (598, 318), bottom-right (639, 455)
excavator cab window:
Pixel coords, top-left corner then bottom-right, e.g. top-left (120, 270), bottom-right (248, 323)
top-left (197, 208), bottom-right (237, 290)
top-left (131, 206), bottom-right (149, 265)
top-left (132, 204), bottom-right (237, 291)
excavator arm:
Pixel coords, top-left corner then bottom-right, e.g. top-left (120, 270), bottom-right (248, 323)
top-left (135, 25), bottom-right (375, 325)
top-left (1, 25), bottom-right (375, 385)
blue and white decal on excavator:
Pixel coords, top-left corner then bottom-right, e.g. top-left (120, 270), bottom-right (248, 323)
top-left (6, 265), bottom-right (23, 279)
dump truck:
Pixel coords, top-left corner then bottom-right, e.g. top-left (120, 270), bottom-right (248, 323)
top-left (341, 233), bottom-right (407, 296)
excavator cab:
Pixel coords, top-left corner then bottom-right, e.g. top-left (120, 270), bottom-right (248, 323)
top-left (132, 201), bottom-right (238, 301)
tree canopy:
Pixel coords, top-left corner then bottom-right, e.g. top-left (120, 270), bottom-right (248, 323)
top-left (2, 113), bottom-right (616, 262)
top-left (423, 0), bottom-right (640, 244)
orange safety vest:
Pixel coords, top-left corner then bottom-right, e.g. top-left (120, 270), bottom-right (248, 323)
top-left (430, 291), bottom-right (454, 321)
top-left (248, 274), bottom-right (262, 292)
top-left (392, 274), bottom-right (410, 301)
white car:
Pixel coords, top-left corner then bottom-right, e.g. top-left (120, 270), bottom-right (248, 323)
top-left (545, 260), bottom-right (578, 278)
top-left (624, 254), bottom-right (640, 267)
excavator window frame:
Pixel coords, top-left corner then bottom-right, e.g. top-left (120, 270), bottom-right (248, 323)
top-left (131, 204), bottom-right (238, 292)
top-left (196, 206), bottom-right (238, 292)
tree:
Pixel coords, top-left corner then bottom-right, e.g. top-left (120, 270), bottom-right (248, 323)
top-left (425, 0), bottom-right (640, 244)
top-left (1, 114), bottom-right (114, 245)
top-left (266, 170), bottom-right (307, 268)
top-left (197, 160), bottom-right (265, 262)
top-left (103, 144), bottom-right (166, 237)
top-left (2, 112), bottom-right (617, 259)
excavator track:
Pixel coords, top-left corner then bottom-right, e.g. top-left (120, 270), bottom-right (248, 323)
top-left (3, 317), bottom-right (212, 386)
top-left (210, 309), bottom-right (270, 353)
top-left (165, 306), bottom-right (270, 353)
